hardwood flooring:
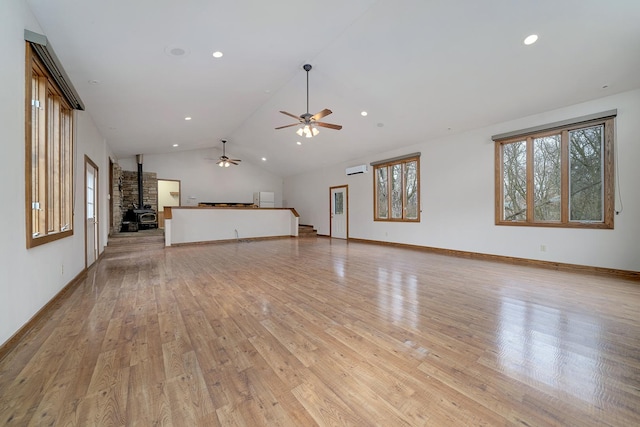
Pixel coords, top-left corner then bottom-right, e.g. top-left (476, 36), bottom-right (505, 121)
top-left (1, 238), bottom-right (639, 426)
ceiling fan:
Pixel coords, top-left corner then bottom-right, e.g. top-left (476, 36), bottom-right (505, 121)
top-left (217, 139), bottom-right (241, 167)
top-left (275, 64), bottom-right (342, 138)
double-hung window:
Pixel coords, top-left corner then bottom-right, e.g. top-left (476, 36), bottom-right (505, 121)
top-left (494, 112), bottom-right (615, 229)
top-left (373, 154), bottom-right (420, 222)
top-left (25, 33), bottom-right (84, 248)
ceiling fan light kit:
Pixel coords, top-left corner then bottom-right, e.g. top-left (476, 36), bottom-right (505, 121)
top-left (216, 139), bottom-right (241, 167)
top-left (296, 124), bottom-right (319, 138)
top-left (276, 64), bottom-right (342, 138)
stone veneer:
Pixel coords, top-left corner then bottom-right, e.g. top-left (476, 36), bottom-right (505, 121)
top-left (111, 163), bottom-right (123, 235)
top-left (121, 170), bottom-right (158, 211)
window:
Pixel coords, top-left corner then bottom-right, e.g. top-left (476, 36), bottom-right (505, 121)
top-left (373, 154), bottom-right (420, 222)
top-left (494, 114), bottom-right (615, 228)
top-left (334, 191), bottom-right (344, 215)
top-left (26, 43), bottom-right (75, 248)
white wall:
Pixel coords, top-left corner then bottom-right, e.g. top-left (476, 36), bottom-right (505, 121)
top-left (0, 2), bottom-right (111, 346)
top-left (118, 148), bottom-right (283, 207)
top-left (285, 89), bottom-right (640, 272)
top-left (169, 208), bottom-right (298, 245)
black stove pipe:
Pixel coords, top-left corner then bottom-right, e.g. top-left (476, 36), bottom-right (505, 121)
top-left (136, 154), bottom-right (143, 209)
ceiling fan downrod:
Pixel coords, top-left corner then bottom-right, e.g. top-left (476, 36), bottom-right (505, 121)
top-left (303, 64), bottom-right (312, 115)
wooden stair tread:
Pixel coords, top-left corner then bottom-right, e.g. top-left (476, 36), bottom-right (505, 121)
top-left (298, 224), bottom-right (317, 238)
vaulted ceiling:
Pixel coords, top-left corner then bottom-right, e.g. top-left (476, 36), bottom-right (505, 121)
top-left (26, 0), bottom-right (640, 177)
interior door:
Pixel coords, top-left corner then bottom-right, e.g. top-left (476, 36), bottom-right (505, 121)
top-left (330, 185), bottom-right (348, 239)
top-left (85, 157), bottom-right (99, 268)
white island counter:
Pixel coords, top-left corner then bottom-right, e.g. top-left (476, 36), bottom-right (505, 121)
top-left (164, 206), bottom-right (299, 246)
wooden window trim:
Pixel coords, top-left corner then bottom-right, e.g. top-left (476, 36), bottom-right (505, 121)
top-left (373, 155), bottom-right (421, 222)
top-left (25, 43), bottom-right (75, 248)
top-left (495, 117), bottom-right (614, 229)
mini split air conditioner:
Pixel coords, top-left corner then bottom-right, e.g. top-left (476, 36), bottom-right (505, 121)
top-left (345, 164), bottom-right (368, 176)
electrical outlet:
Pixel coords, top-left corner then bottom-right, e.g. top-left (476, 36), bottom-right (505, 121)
top-left (540, 245), bottom-right (546, 252)
top-left (61, 263), bottom-right (64, 275)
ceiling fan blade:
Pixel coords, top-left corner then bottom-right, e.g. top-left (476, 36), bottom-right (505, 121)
top-left (315, 121), bottom-right (342, 130)
top-left (275, 123), bottom-right (300, 130)
top-left (228, 161), bottom-right (240, 165)
top-left (310, 108), bottom-right (332, 121)
top-left (279, 111), bottom-right (302, 121)
top-left (229, 159), bottom-right (241, 163)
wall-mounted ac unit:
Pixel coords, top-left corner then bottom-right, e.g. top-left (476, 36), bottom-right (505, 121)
top-left (346, 164), bottom-right (368, 176)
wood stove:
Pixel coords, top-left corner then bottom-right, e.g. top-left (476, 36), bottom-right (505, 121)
top-left (121, 154), bottom-right (157, 231)
top-left (123, 207), bottom-right (157, 230)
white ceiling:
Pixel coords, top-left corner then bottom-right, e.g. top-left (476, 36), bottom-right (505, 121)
top-left (26, 0), bottom-right (640, 177)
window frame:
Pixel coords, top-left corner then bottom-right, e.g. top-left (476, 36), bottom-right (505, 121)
top-left (25, 43), bottom-right (75, 248)
top-left (373, 154), bottom-right (421, 222)
top-left (494, 116), bottom-right (614, 229)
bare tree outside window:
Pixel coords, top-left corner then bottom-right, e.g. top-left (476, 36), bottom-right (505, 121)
top-left (495, 117), bottom-right (614, 229)
top-left (373, 155), bottom-right (420, 222)
top-left (533, 134), bottom-right (561, 221)
top-left (502, 141), bottom-right (527, 221)
top-left (570, 126), bottom-right (603, 221)
top-left (391, 164), bottom-right (403, 219)
top-left (376, 167), bottom-right (388, 219)
top-left (405, 161), bottom-right (418, 219)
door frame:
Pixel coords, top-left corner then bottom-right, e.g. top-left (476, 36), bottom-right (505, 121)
top-left (157, 178), bottom-right (181, 228)
top-left (329, 185), bottom-right (349, 239)
top-left (84, 155), bottom-right (99, 268)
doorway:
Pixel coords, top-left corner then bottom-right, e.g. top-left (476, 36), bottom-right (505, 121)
top-left (85, 156), bottom-right (99, 268)
top-left (330, 185), bottom-right (348, 239)
top-left (157, 179), bottom-right (181, 228)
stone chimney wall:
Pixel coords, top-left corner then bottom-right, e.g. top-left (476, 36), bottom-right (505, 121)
top-left (112, 163), bottom-right (123, 235)
top-left (121, 170), bottom-right (158, 212)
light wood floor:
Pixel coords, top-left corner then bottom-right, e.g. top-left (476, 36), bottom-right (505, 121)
top-left (1, 238), bottom-right (639, 426)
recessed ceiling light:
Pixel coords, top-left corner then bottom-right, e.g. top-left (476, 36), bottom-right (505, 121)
top-left (261, 157), bottom-right (267, 161)
top-left (88, 79), bottom-right (100, 85)
top-left (184, 117), bottom-right (192, 121)
top-left (212, 51), bottom-right (223, 58)
top-left (172, 143), bottom-right (179, 147)
top-left (361, 111), bottom-right (368, 116)
top-left (524, 34), bottom-right (538, 45)
top-left (296, 141), bottom-right (302, 145)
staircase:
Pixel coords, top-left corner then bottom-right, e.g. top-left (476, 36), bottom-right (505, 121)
top-left (298, 224), bottom-right (318, 238)
top-left (104, 229), bottom-right (165, 256)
